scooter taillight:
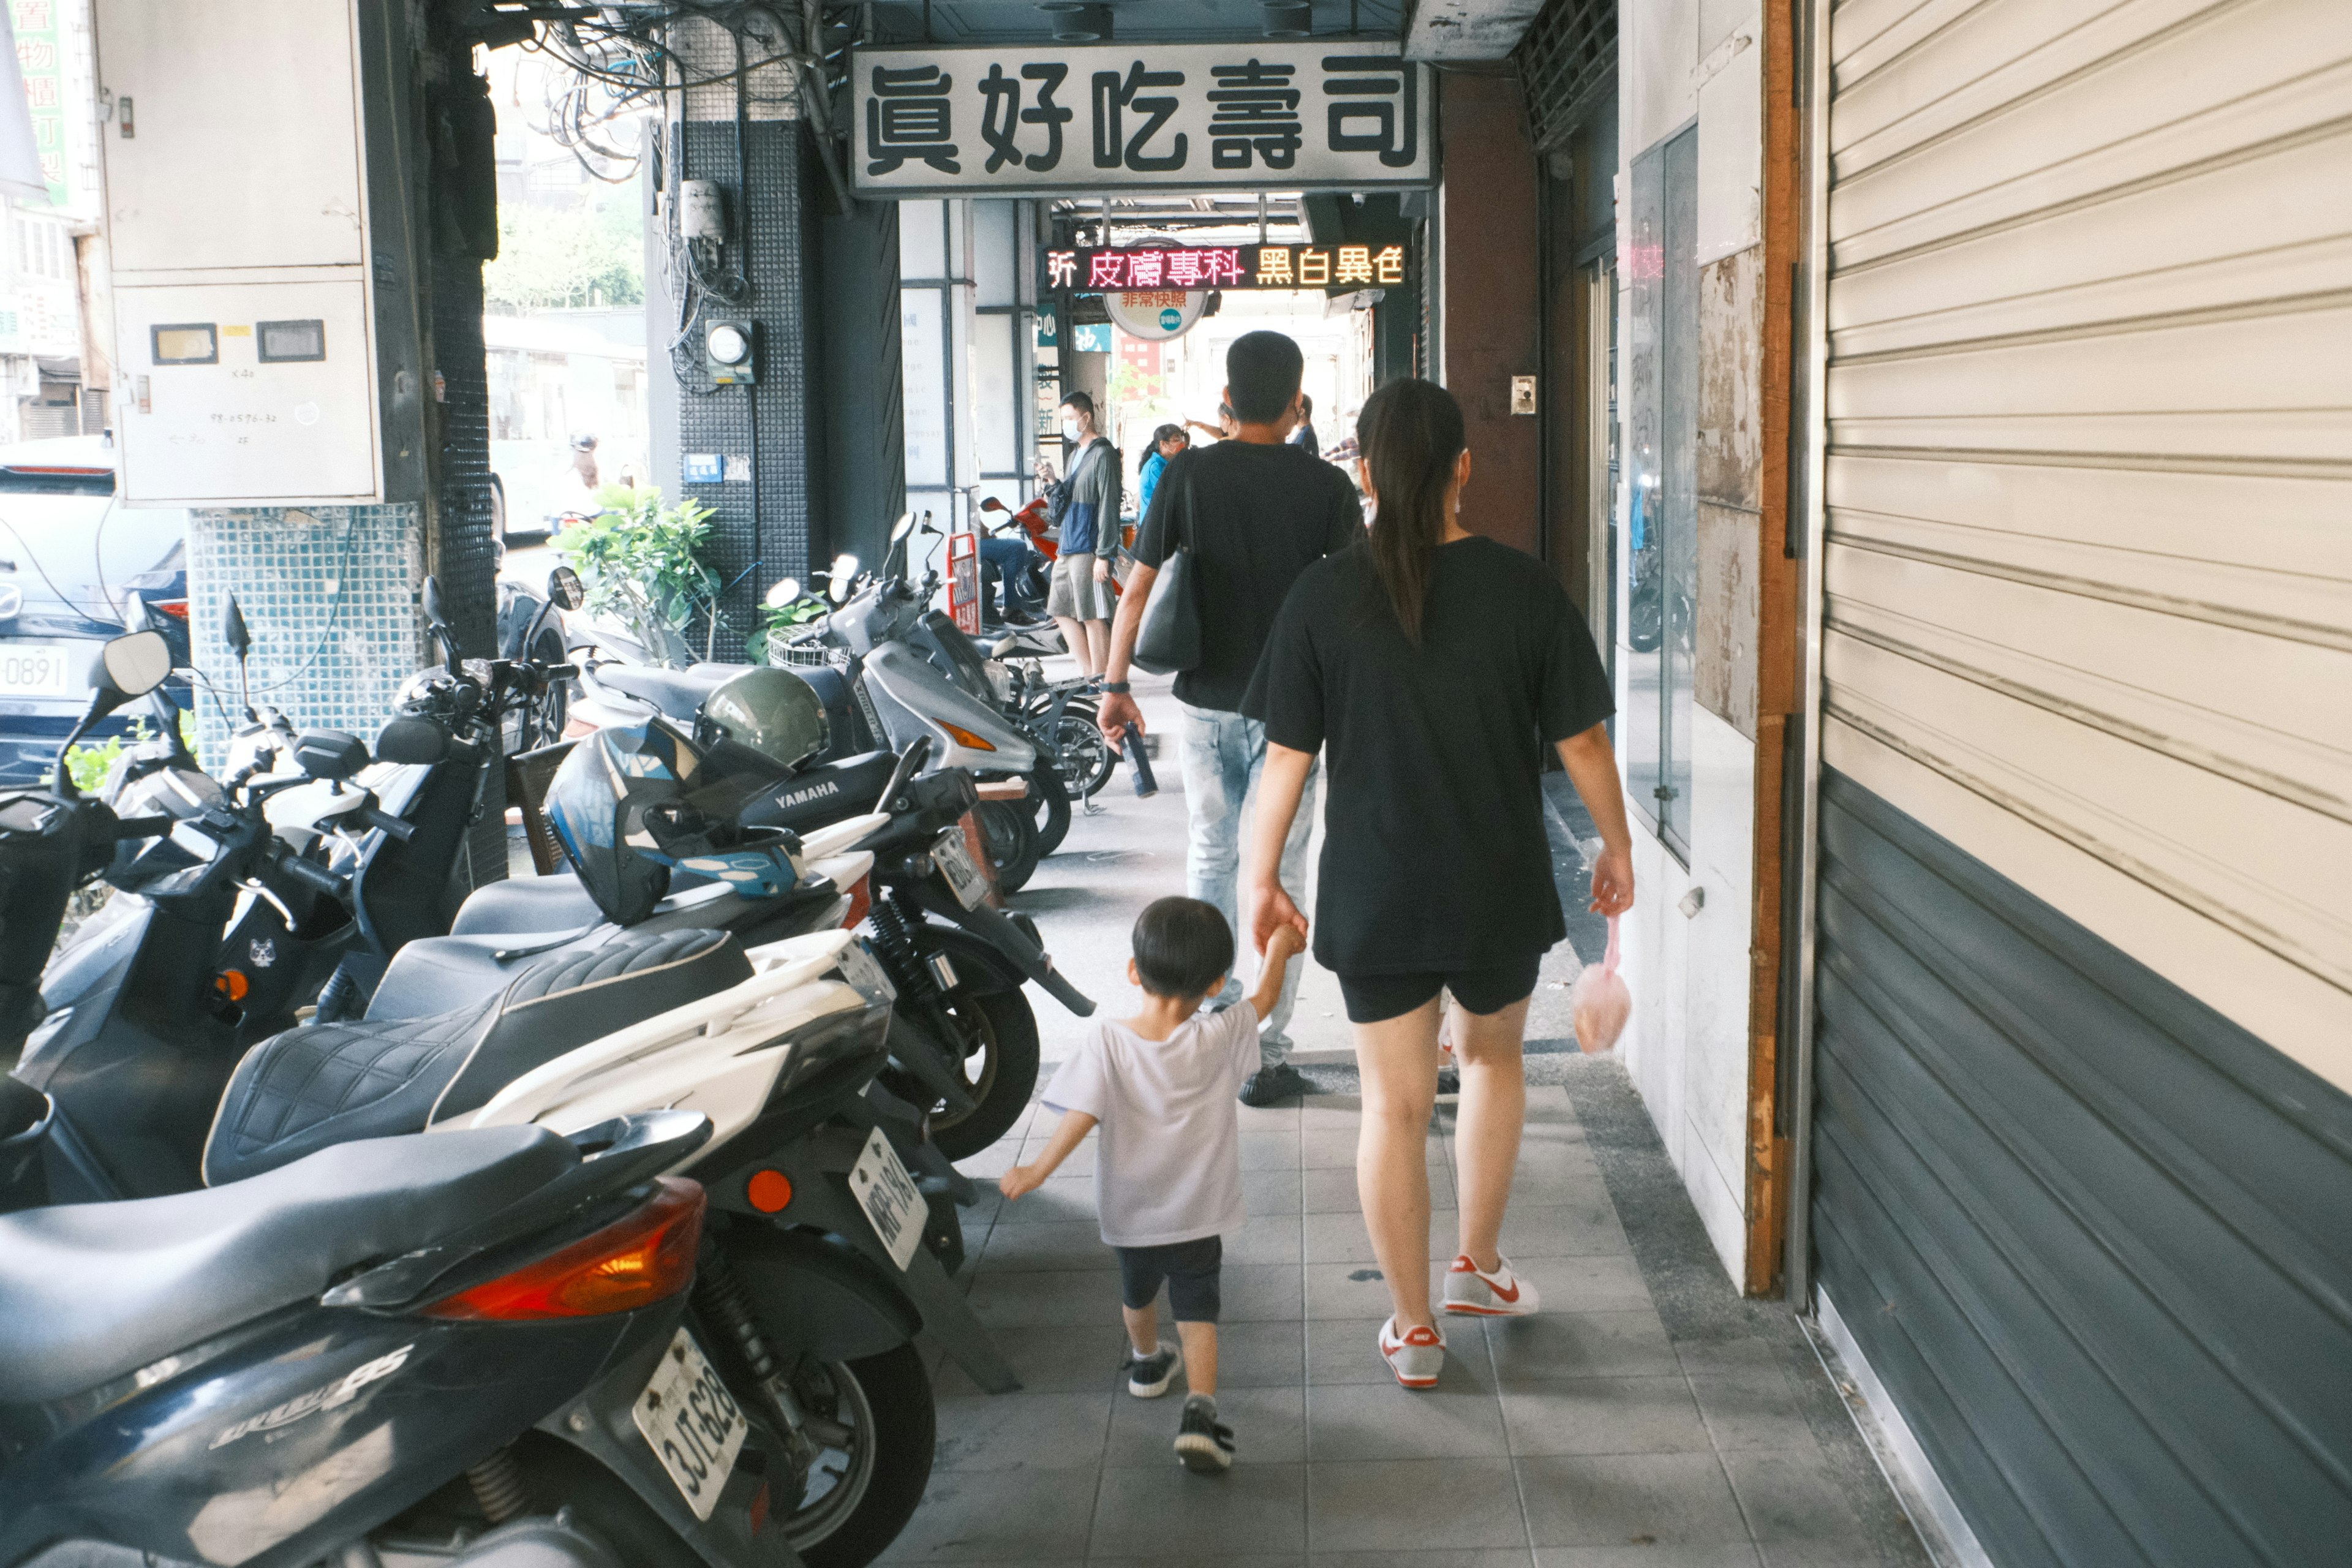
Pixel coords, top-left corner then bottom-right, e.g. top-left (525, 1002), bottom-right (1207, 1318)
top-left (423, 1177), bottom-right (706, 1321)
top-left (843, 873), bottom-right (872, 929)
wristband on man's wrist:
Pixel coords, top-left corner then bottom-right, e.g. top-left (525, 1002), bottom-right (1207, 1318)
top-left (1101, 680), bottom-right (1131, 694)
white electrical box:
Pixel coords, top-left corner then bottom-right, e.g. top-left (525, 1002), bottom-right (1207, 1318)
top-left (95, 0), bottom-right (383, 505)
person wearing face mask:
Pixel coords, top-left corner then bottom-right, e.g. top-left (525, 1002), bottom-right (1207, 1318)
top-left (1048, 391), bottom-right (1123, 678)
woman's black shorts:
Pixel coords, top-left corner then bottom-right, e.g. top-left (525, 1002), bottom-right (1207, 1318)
top-left (1336, 952), bottom-right (1545, 1025)
top-left (1115, 1235), bottom-right (1223, 1322)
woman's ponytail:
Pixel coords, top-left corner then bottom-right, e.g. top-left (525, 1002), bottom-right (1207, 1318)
top-left (1356, 379), bottom-right (1466, 646)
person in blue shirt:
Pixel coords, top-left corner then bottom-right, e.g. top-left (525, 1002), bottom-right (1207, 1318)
top-left (1137, 425), bottom-right (1189, 523)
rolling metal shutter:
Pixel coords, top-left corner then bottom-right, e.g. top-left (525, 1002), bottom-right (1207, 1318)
top-left (1807, 1), bottom-right (2352, 1562)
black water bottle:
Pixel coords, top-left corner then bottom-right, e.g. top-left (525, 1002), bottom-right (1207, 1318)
top-left (1124, 722), bottom-right (1158, 797)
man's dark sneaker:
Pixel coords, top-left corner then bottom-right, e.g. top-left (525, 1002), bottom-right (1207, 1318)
top-left (1174, 1395), bottom-right (1235, 1473)
top-left (1126, 1342), bottom-right (1183, 1397)
top-left (1238, 1062), bottom-right (1313, 1107)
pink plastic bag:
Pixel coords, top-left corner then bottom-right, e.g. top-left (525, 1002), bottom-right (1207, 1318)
top-left (1571, 914), bottom-right (1632, 1054)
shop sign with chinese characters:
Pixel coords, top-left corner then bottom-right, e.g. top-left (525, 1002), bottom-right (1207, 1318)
top-left (1045, 244), bottom-right (1406, 294)
top-left (851, 41), bottom-right (1433, 195)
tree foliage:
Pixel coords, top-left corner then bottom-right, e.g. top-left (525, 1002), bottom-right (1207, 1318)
top-left (485, 200), bottom-right (645, 312)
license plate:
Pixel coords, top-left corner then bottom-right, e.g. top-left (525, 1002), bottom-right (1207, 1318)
top-left (932, 827), bottom-right (988, 910)
top-left (848, 1125), bottom-right (926, 1270)
top-left (835, 937), bottom-right (897, 1001)
top-left (631, 1329), bottom-right (748, 1522)
top-left (0, 643), bottom-right (77, 698)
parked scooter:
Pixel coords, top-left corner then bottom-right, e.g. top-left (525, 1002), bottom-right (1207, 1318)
top-left (578, 518), bottom-right (1066, 890)
top-left (2, 659), bottom-right (1001, 1563)
top-left (0, 1107), bottom-right (805, 1568)
top-left (0, 642), bottom-right (787, 1566)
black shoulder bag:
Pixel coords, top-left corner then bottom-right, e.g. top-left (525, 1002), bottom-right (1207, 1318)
top-left (1129, 462), bottom-right (1204, 675)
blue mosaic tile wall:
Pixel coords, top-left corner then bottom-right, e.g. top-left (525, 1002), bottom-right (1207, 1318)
top-left (186, 504), bottom-right (428, 771)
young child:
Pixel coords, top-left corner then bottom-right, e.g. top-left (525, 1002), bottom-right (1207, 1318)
top-left (1000, 896), bottom-right (1304, 1474)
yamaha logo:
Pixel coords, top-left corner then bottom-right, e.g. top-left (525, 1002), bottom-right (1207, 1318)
top-left (0, 582), bottom-right (20, 620)
top-left (777, 780), bottom-right (840, 809)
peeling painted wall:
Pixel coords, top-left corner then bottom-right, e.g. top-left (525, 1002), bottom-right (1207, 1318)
top-left (1695, 244), bottom-right (1763, 739)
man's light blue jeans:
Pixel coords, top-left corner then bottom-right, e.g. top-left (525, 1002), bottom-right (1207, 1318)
top-left (1176, 700), bottom-right (1319, 1068)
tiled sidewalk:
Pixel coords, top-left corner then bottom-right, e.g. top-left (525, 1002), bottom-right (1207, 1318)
top-left (892, 1082), bottom-right (1929, 1567)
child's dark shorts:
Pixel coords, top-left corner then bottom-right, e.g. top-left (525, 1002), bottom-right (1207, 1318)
top-left (1115, 1235), bottom-right (1223, 1322)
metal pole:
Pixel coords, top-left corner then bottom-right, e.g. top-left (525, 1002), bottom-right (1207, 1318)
top-left (1257, 192), bottom-right (1268, 245)
top-left (1099, 194), bottom-right (1112, 246)
top-left (1783, 0), bottom-right (1835, 1313)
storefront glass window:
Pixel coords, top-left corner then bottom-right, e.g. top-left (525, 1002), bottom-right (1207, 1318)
top-left (1625, 126), bottom-right (1697, 861)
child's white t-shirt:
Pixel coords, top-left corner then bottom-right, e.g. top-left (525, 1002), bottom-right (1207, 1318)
top-left (1039, 1006), bottom-right (1259, 1248)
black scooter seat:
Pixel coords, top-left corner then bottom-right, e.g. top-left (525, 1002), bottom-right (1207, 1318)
top-left (203, 928), bottom-right (750, 1188)
top-left (596, 664), bottom-right (728, 720)
top-left (448, 872), bottom-right (609, 940)
top-left (0, 1125), bottom-right (573, 1404)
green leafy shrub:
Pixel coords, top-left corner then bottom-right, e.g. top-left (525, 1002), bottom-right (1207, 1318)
top-left (554, 486), bottom-right (725, 667)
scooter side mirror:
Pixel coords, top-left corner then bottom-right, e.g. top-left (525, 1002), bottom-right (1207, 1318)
top-left (224, 597), bottom-right (251, 661)
top-left (292, 729), bottom-right (369, 782)
top-left (890, 512), bottom-right (914, 543)
top-left (53, 631), bottom-right (175, 799)
top-left (828, 554), bottom-right (859, 603)
top-left (374, 716), bottom-right (451, 764)
top-left (979, 496), bottom-right (1006, 513)
top-left (546, 565), bottom-right (586, 611)
top-left (764, 576), bottom-right (800, 609)
top-left (421, 576), bottom-right (450, 627)
top-left (97, 631), bottom-right (173, 701)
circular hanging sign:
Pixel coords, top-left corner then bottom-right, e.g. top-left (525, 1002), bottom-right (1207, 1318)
top-left (1103, 288), bottom-right (1207, 341)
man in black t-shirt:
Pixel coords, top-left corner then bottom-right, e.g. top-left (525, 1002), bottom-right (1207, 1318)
top-left (1098, 331), bottom-right (1365, 1106)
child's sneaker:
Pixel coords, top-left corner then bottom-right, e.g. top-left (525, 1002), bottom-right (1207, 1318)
top-left (1174, 1395), bottom-right (1234, 1473)
top-left (1378, 1316), bottom-right (1446, 1388)
top-left (1126, 1341), bottom-right (1183, 1396)
top-left (1443, 1253), bottom-right (1540, 1317)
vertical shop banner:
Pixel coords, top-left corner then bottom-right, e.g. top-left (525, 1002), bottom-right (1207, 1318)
top-left (851, 40), bottom-right (1434, 195)
top-left (9, 0), bottom-right (64, 205)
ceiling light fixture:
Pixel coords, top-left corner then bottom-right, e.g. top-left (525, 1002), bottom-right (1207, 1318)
top-left (1039, 2), bottom-right (1112, 42)
top-left (1261, 1), bottom-right (1313, 38)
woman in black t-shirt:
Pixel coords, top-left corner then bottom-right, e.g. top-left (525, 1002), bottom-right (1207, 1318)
top-left (1239, 378), bottom-right (1635, 1389)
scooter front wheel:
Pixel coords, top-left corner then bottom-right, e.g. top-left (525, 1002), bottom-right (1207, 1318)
top-left (926, 986), bottom-right (1042, 1160)
top-left (975, 798), bottom-right (1041, 893)
top-left (783, 1344), bottom-right (935, 1568)
top-left (1028, 760), bottom-right (1072, 856)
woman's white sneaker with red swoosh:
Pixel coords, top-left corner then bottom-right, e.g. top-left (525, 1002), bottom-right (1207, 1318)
top-left (1442, 1254), bottom-right (1540, 1317)
top-left (1378, 1316), bottom-right (1447, 1389)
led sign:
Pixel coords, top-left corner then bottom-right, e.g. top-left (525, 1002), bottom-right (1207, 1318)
top-left (1044, 244), bottom-right (1406, 294)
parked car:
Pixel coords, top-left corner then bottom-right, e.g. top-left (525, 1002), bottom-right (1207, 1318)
top-left (0, 435), bottom-right (191, 784)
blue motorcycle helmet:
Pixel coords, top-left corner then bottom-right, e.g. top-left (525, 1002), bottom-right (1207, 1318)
top-left (543, 716), bottom-right (802, 925)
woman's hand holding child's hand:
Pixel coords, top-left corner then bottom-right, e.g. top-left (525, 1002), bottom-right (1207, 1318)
top-left (1265, 924), bottom-right (1305, 963)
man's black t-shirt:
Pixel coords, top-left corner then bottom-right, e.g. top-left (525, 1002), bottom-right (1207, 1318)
top-left (1242, 535), bottom-right (1614, 976)
top-left (1132, 440), bottom-right (1363, 712)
